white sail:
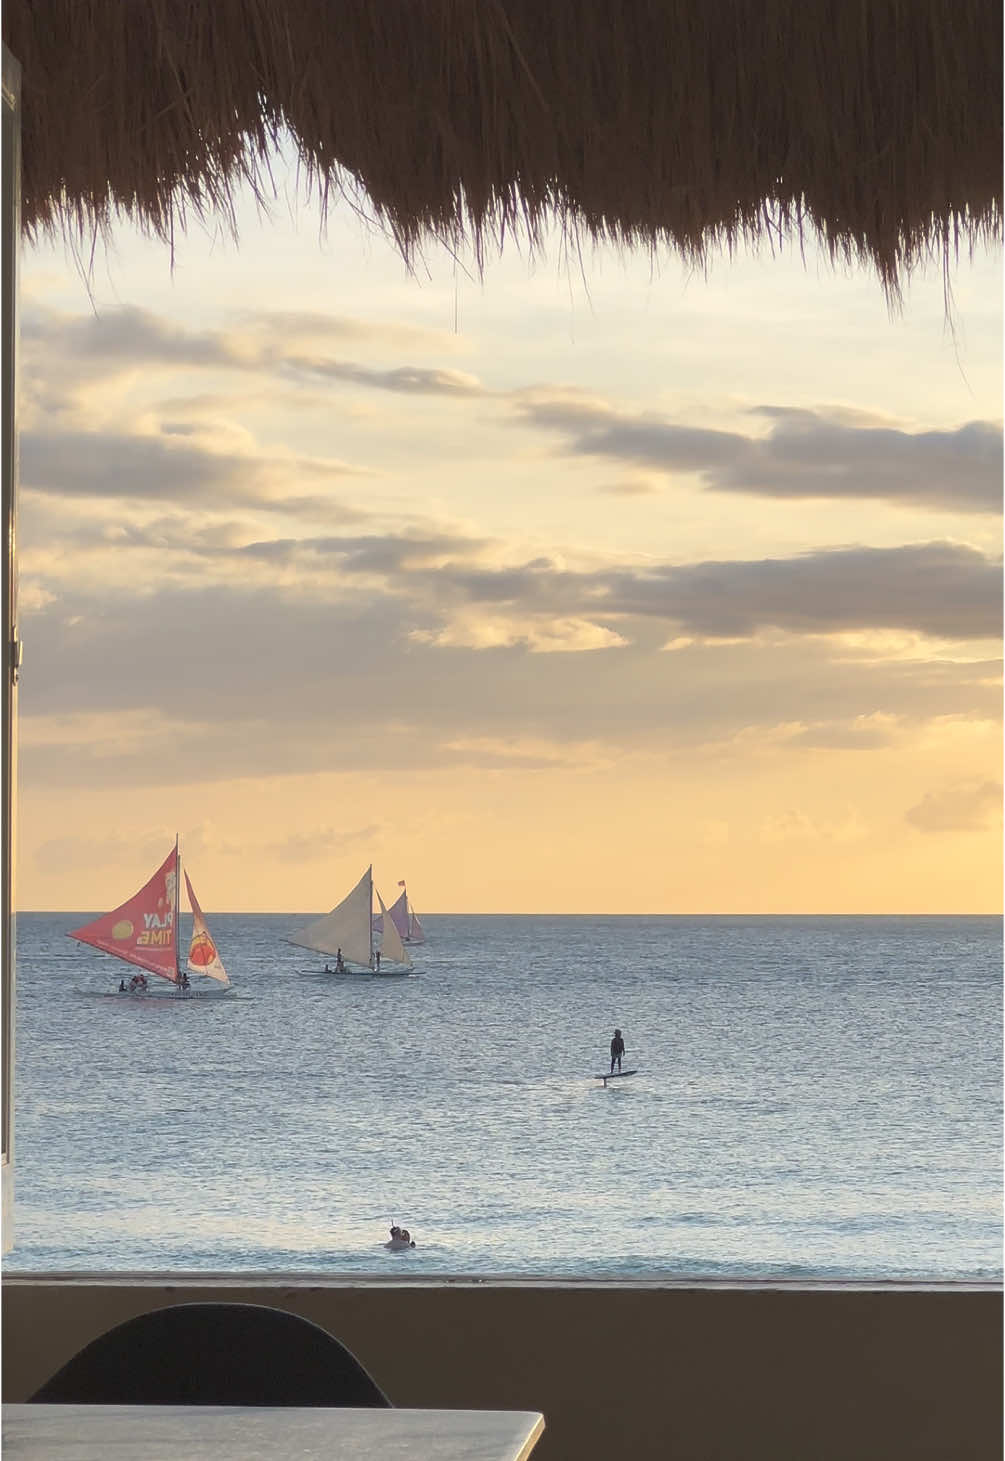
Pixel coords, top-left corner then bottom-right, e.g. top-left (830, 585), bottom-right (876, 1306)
top-left (376, 888), bottom-right (411, 967)
top-left (387, 884), bottom-right (426, 944)
top-left (185, 872), bottom-right (230, 985)
top-left (289, 866), bottom-right (374, 967)
top-left (407, 904), bottom-right (425, 944)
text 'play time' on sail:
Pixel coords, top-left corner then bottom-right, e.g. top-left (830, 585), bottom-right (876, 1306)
top-left (68, 837), bottom-right (233, 997)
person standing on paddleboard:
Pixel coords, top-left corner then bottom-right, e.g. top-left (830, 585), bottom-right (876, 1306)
top-left (610, 1028), bottom-right (625, 1073)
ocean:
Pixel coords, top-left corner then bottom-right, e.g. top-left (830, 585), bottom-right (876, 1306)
top-left (6, 912), bottom-right (1002, 1281)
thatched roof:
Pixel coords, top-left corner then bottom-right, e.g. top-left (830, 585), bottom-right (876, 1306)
top-left (3, 1), bottom-right (1001, 295)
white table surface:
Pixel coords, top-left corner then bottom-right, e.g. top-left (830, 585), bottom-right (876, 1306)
top-left (1, 1404), bottom-right (546, 1461)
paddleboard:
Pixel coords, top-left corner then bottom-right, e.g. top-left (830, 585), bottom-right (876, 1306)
top-left (595, 1068), bottom-right (638, 1084)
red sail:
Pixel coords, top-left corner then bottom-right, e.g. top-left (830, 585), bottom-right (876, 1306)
top-left (68, 846), bottom-right (179, 981)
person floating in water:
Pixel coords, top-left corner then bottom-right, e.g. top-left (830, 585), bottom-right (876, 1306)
top-left (610, 1027), bottom-right (625, 1073)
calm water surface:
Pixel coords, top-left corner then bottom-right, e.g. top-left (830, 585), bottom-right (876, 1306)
top-left (8, 913), bottom-right (1002, 1280)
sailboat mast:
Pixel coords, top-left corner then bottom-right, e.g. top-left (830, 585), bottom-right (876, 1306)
top-left (368, 864), bottom-right (374, 965)
top-left (174, 833), bottom-right (181, 981)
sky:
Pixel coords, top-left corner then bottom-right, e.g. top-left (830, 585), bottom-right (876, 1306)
top-left (14, 151), bottom-right (1003, 913)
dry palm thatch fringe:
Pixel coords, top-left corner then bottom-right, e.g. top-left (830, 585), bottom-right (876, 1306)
top-left (3, 0), bottom-right (1001, 297)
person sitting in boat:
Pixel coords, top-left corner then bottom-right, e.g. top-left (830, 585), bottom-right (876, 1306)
top-left (610, 1027), bottom-right (625, 1074)
top-left (387, 1224), bottom-right (416, 1249)
top-left (129, 973), bottom-right (148, 993)
top-left (119, 979), bottom-right (127, 992)
top-left (179, 971), bottom-right (191, 992)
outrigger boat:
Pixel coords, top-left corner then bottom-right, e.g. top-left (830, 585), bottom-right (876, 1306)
top-left (289, 865), bottom-right (412, 976)
top-left (68, 837), bottom-right (232, 996)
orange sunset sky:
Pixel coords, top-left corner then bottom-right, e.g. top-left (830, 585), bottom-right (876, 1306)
top-left (14, 145), bottom-right (1003, 913)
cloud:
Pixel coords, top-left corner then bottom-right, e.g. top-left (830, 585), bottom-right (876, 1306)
top-left (23, 303), bottom-right (481, 399)
top-left (16, 561), bottom-right (1000, 791)
top-left (22, 305), bottom-right (256, 373)
top-left (905, 780), bottom-right (1002, 833)
top-left (785, 713), bottom-right (902, 750)
top-left (645, 542), bottom-right (1002, 641)
top-left (264, 825), bottom-right (383, 863)
top-left (232, 308), bottom-right (461, 353)
top-left (13, 302), bottom-right (1002, 796)
top-left (402, 540), bottom-right (1002, 642)
top-left (598, 474), bottom-right (664, 497)
top-left (412, 613), bottom-right (628, 653)
top-left (20, 427), bottom-right (369, 510)
top-left (518, 396), bottom-right (1002, 514)
top-left (32, 826), bottom-right (186, 879)
top-left (247, 535), bottom-right (1001, 643)
top-left (25, 406), bottom-right (998, 647)
top-left (236, 529), bottom-right (494, 577)
top-left (283, 356), bottom-right (484, 397)
top-left (758, 809), bottom-right (869, 844)
top-left (438, 736), bottom-right (611, 770)
top-left (15, 511), bottom-right (1001, 794)
top-left (28, 305), bottom-right (998, 524)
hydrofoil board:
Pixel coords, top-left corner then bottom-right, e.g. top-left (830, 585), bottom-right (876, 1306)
top-left (595, 1068), bottom-right (638, 1085)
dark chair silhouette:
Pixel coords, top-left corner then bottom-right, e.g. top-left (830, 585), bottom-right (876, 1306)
top-left (30, 1302), bottom-right (391, 1407)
